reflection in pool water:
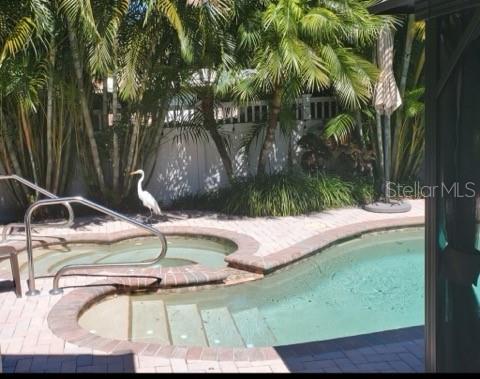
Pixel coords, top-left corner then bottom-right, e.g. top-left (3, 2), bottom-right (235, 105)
top-left (80, 228), bottom-right (425, 348)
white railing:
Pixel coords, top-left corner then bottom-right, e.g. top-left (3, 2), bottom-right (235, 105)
top-left (308, 97), bottom-right (339, 121)
top-left (165, 96), bottom-right (338, 126)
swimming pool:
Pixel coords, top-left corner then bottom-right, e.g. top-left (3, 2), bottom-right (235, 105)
top-left (79, 228), bottom-right (425, 347)
top-left (0, 235), bottom-right (236, 278)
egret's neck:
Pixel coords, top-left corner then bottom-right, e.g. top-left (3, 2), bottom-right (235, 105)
top-left (137, 171), bottom-right (145, 193)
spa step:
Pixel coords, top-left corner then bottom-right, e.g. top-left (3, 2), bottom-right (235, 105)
top-left (200, 307), bottom-right (245, 347)
top-left (166, 304), bottom-right (208, 346)
top-left (232, 307), bottom-right (277, 348)
top-left (131, 299), bottom-right (171, 344)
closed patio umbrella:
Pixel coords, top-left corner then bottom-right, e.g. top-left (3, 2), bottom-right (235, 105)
top-left (373, 26), bottom-right (402, 203)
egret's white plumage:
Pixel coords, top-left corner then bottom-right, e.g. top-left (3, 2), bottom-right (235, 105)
top-left (130, 170), bottom-right (162, 217)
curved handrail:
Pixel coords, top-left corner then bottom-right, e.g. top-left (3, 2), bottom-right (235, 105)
top-left (24, 196), bottom-right (167, 296)
top-left (0, 175), bottom-right (74, 241)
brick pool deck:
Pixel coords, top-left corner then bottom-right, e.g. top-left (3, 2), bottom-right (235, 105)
top-left (0, 200), bottom-right (425, 373)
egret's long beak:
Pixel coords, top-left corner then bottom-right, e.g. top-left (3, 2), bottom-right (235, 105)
top-left (129, 171), bottom-right (137, 176)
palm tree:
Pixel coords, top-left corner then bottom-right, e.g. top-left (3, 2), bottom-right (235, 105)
top-left (322, 15), bottom-right (425, 192)
top-left (0, 1), bottom-right (79, 204)
top-left (0, 0), bottom-right (52, 202)
top-left (172, 0), bottom-right (238, 183)
top-left (55, 0), bottom-right (189, 200)
top-left (391, 17), bottom-right (425, 183)
top-left (0, 0), bottom-right (191, 204)
top-left (0, 0), bottom-right (396, 209)
top-left (235, 0), bottom-right (387, 176)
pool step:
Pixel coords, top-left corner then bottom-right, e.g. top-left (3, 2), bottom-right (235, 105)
top-left (131, 299), bottom-right (171, 344)
top-left (200, 307), bottom-right (245, 347)
top-left (166, 304), bottom-right (208, 346)
top-left (79, 295), bottom-right (129, 341)
top-left (232, 308), bottom-right (277, 348)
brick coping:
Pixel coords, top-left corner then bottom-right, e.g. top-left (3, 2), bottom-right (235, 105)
top-left (48, 215), bottom-right (425, 360)
top-left (0, 225), bottom-right (259, 255)
top-left (0, 226), bottom-right (260, 285)
top-left (226, 215), bottom-right (424, 273)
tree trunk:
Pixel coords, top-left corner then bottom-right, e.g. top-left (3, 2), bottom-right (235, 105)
top-left (257, 88), bottom-right (282, 176)
top-left (0, 110), bottom-right (27, 202)
top-left (102, 75), bottom-right (109, 129)
top-left (111, 72), bottom-right (120, 192)
top-left (53, 92), bottom-right (65, 194)
top-left (399, 15), bottom-right (416, 98)
top-left (58, 118), bottom-right (73, 195)
top-left (209, 126), bottom-right (234, 182)
top-left (67, 20), bottom-right (106, 192)
top-left (45, 40), bottom-right (56, 191)
top-left (392, 14), bottom-right (416, 178)
top-left (201, 90), bottom-right (234, 183)
top-left (19, 106), bottom-right (39, 188)
top-left (125, 112), bottom-right (140, 193)
top-left (129, 117), bottom-right (142, 189)
top-left (145, 100), bottom-right (168, 185)
top-left (414, 47), bottom-right (425, 87)
top-left (0, 141), bottom-right (24, 207)
top-left (355, 110), bottom-right (365, 149)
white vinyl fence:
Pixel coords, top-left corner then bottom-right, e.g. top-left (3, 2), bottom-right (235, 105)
top-left (146, 96), bottom-right (338, 204)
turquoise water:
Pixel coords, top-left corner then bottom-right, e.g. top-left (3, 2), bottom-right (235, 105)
top-left (80, 228), bottom-right (425, 347)
top-left (0, 236), bottom-right (235, 278)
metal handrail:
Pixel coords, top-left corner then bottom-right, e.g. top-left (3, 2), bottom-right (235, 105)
top-left (24, 196), bottom-right (167, 296)
top-left (0, 175), bottom-right (74, 241)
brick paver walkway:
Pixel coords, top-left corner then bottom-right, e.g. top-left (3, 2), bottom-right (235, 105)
top-left (276, 326), bottom-right (424, 373)
top-left (0, 200), bottom-right (425, 373)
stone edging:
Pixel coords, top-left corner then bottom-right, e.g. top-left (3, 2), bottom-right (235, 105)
top-left (48, 215), bottom-right (425, 361)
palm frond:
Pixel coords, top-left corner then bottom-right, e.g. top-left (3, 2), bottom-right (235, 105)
top-left (323, 112), bottom-right (356, 144)
top-left (0, 0), bottom-right (52, 65)
top-left (88, 0), bottom-right (129, 74)
top-left (146, 0), bottom-right (191, 61)
top-left (58, 0), bottom-right (100, 41)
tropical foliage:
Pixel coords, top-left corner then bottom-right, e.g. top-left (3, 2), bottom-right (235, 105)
top-left (0, 0), bottom-right (421, 216)
top-left (391, 16), bottom-right (425, 183)
top-left (233, 0), bottom-right (387, 175)
top-left (0, 0), bottom-right (187, 206)
top-left (324, 14), bottom-right (426, 188)
top-left (173, 171), bottom-right (374, 217)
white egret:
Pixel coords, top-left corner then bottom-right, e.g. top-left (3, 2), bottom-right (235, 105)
top-left (129, 170), bottom-right (162, 219)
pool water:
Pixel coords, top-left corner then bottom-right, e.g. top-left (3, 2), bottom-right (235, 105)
top-left (79, 228), bottom-right (425, 348)
top-left (0, 236), bottom-right (235, 278)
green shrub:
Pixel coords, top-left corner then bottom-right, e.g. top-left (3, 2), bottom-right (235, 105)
top-left (350, 178), bottom-right (375, 204)
top-left (221, 172), bottom-right (321, 217)
top-left (312, 174), bottom-right (355, 209)
top-left (172, 171), bottom-right (373, 217)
